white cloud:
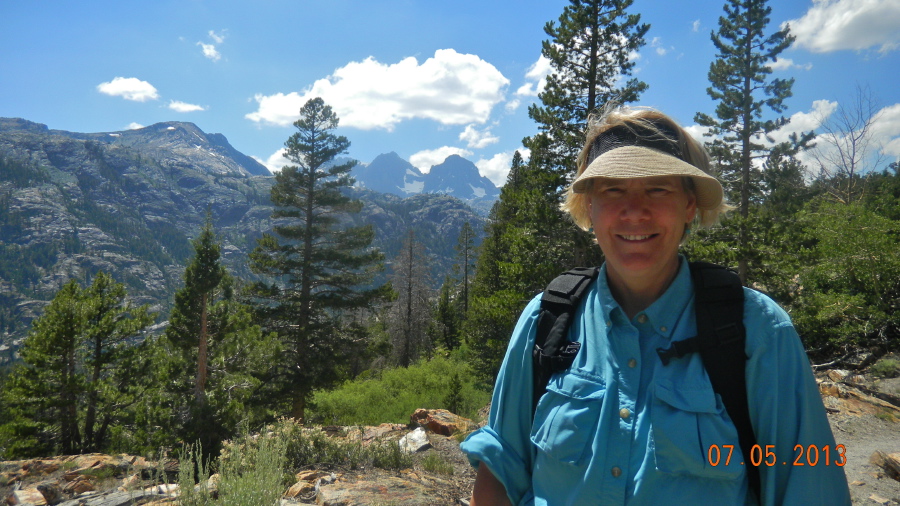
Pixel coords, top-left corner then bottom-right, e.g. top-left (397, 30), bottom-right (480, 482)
top-left (198, 42), bottom-right (221, 61)
top-left (768, 99), bottom-right (837, 145)
top-left (505, 98), bottom-right (522, 113)
top-left (409, 146), bottom-right (473, 173)
top-left (768, 57), bottom-right (813, 71)
top-left (97, 77), bottom-right (159, 102)
top-left (692, 20), bottom-right (701, 32)
top-left (459, 124), bottom-right (499, 149)
top-left (684, 124), bottom-right (713, 144)
top-left (650, 37), bottom-right (671, 56)
top-left (255, 148), bottom-right (292, 173)
top-left (208, 30), bottom-right (226, 44)
top-left (784, 0), bottom-right (900, 53)
top-left (516, 55), bottom-right (552, 97)
top-left (474, 148), bottom-right (532, 187)
top-left (127, 122), bottom-right (145, 130)
top-left (475, 152), bottom-right (513, 187)
top-left (168, 100), bottom-right (206, 113)
top-left (870, 103), bottom-right (900, 159)
top-left (802, 100), bottom-right (900, 173)
top-left (246, 49), bottom-right (509, 131)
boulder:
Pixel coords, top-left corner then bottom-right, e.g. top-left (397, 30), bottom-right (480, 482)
top-left (410, 408), bottom-right (476, 436)
top-left (7, 487), bottom-right (48, 505)
top-left (316, 476), bottom-right (432, 506)
top-left (399, 427), bottom-right (432, 453)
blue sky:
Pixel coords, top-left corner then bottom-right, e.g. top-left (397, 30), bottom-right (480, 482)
top-left (2, 0), bottom-right (898, 187)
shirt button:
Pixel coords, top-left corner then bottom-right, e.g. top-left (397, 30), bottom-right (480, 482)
top-left (619, 408), bottom-right (631, 419)
top-left (628, 358), bottom-right (637, 368)
top-left (611, 466), bottom-right (622, 478)
top-left (637, 314), bottom-right (648, 324)
top-left (660, 326), bottom-right (668, 333)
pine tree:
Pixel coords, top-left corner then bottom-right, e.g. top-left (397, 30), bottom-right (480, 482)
top-left (525, 0), bottom-right (649, 180)
top-left (249, 97), bottom-right (385, 421)
top-left (157, 217), bottom-right (278, 454)
top-left (79, 272), bottom-right (153, 451)
top-left (453, 222), bottom-right (476, 314)
top-left (430, 276), bottom-right (461, 351)
top-left (694, 0), bottom-right (799, 282)
top-left (0, 274), bottom-right (152, 457)
top-left (166, 213), bottom-right (225, 404)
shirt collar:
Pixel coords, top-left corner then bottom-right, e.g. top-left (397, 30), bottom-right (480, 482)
top-left (595, 256), bottom-right (693, 338)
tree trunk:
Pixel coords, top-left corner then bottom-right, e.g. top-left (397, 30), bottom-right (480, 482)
top-left (292, 395), bottom-right (306, 424)
top-left (83, 336), bottom-right (103, 451)
top-left (195, 292), bottom-right (209, 403)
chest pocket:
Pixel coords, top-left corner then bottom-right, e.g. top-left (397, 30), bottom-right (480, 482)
top-left (651, 380), bottom-right (744, 480)
top-left (530, 372), bottom-right (605, 466)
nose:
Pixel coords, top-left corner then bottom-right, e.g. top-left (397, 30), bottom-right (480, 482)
top-left (619, 191), bottom-right (650, 221)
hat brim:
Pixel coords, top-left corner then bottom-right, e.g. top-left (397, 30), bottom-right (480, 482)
top-left (571, 145), bottom-right (723, 211)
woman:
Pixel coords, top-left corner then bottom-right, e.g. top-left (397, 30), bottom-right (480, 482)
top-left (460, 106), bottom-right (850, 505)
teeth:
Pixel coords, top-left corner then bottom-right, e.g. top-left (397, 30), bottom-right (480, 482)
top-left (622, 235), bottom-right (651, 241)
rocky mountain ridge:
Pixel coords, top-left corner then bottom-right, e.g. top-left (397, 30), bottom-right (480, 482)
top-left (352, 152), bottom-right (499, 212)
top-left (0, 118), bottom-right (485, 363)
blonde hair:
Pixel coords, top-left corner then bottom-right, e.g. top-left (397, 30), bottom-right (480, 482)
top-left (562, 105), bottom-right (732, 231)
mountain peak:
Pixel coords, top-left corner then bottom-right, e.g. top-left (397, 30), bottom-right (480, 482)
top-left (354, 152), bottom-right (498, 203)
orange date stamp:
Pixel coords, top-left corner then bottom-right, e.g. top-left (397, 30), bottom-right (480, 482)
top-left (707, 444), bottom-right (846, 467)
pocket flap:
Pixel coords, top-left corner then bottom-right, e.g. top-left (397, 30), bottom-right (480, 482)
top-left (654, 380), bottom-right (719, 414)
top-left (546, 371), bottom-right (606, 400)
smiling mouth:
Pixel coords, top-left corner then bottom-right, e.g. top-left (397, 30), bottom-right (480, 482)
top-left (619, 234), bottom-right (656, 241)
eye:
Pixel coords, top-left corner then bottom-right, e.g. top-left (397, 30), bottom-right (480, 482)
top-left (648, 186), bottom-right (672, 196)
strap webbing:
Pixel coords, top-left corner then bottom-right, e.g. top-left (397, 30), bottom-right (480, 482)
top-left (532, 267), bottom-right (599, 413)
top-left (657, 262), bottom-right (758, 501)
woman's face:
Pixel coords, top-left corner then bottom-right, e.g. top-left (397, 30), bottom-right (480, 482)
top-left (588, 176), bottom-right (697, 286)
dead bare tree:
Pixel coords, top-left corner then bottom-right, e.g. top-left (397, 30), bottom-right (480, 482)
top-left (812, 85), bottom-right (886, 204)
top-left (388, 230), bottom-right (433, 367)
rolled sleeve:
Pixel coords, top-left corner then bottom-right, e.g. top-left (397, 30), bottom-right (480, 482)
top-left (743, 289), bottom-right (851, 505)
top-left (460, 294), bottom-right (543, 505)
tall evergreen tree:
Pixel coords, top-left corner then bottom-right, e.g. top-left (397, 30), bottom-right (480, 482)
top-left (525, 0), bottom-right (649, 180)
top-left (430, 276), bottom-right (461, 352)
top-left (453, 221), bottom-right (476, 315)
top-left (249, 97), bottom-right (384, 421)
top-left (79, 272), bottom-right (153, 452)
top-left (166, 213), bottom-right (225, 404)
top-left (157, 217), bottom-right (278, 454)
top-left (694, 0), bottom-right (800, 282)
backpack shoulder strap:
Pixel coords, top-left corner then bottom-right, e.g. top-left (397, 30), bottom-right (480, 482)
top-left (532, 267), bottom-right (599, 414)
top-left (691, 261), bottom-right (760, 502)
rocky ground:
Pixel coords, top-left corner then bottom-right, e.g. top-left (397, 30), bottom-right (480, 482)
top-left (2, 377), bottom-right (898, 505)
top-left (823, 373), bottom-right (900, 505)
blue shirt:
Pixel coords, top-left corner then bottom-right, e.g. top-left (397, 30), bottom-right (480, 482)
top-left (461, 258), bottom-right (851, 505)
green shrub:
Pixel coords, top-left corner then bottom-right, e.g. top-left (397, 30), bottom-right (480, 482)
top-left (871, 358), bottom-right (900, 379)
top-left (217, 430), bottom-right (289, 506)
top-left (225, 419), bottom-right (411, 473)
top-left (421, 452), bottom-right (454, 476)
top-left (308, 356), bottom-right (490, 426)
top-left (369, 438), bottom-right (413, 471)
top-left (176, 443), bottom-right (214, 506)
top-left (791, 202), bottom-right (900, 356)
